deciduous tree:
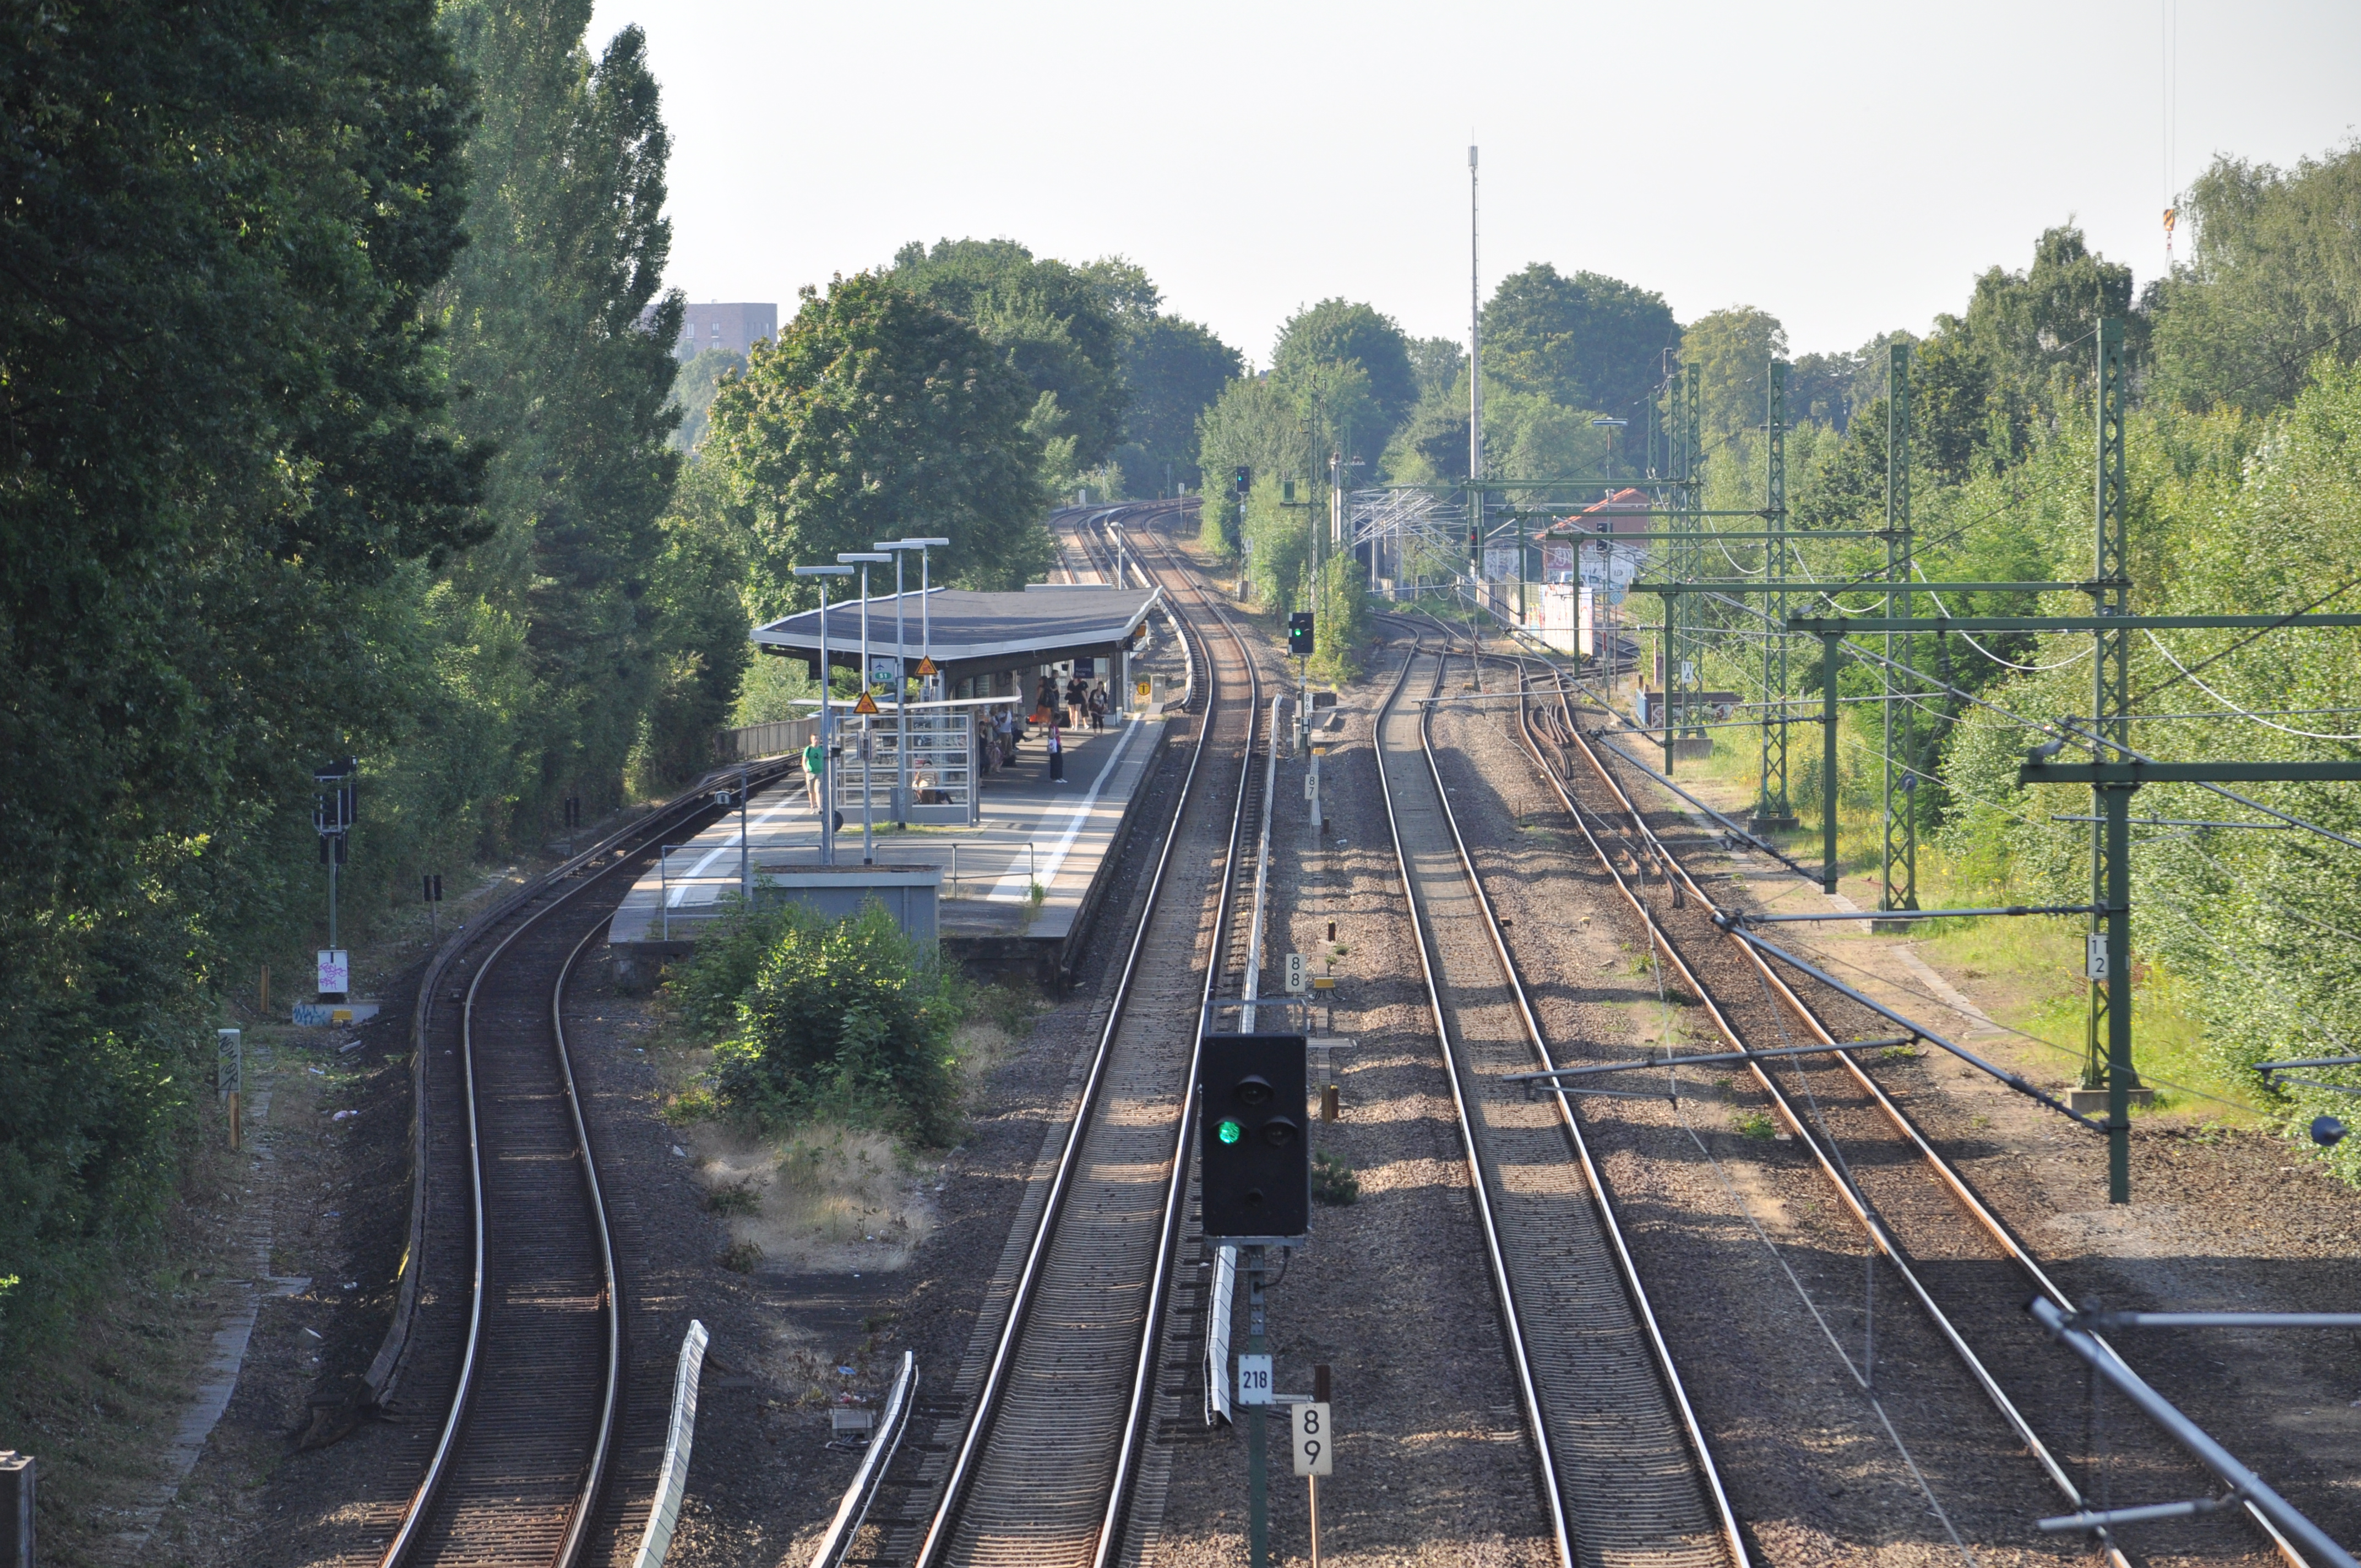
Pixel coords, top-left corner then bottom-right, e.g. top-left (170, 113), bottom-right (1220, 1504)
top-left (711, 274), bottom-right (1052, 613)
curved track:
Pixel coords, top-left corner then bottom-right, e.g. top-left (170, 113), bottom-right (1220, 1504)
top-left (1408, 608), bottom-right (2306, 1567)
top-left (377, 766), bottom-right (790, 1568)
top-left (1369, 621), bottom-right (1743, 1568)
top-left (912, 504), bottom-right (1263, 1568)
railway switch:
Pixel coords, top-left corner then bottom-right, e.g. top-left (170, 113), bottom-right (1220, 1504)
top-left (1199, 1032), bottom-right (1309, 1242)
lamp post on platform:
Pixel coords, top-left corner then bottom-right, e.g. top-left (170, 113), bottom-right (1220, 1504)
top-left (905, 537), bottom-right (950, 691)
top-left (840, 552), bottom-right (892, 864)
top-left (792, 564), bottom-right (853, 866)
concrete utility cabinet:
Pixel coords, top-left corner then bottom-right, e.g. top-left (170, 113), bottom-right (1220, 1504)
top-left (753, 866), bottom-right (941, 945)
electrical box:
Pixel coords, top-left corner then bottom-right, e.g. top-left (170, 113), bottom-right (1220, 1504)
top-left (1198, 1033), bottom-right (1309, 1243)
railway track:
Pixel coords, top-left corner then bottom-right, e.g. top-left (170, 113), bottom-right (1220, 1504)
top-left (371, 761), bottom-right (793, 1567)
top-left (1368, 620), bottom-right (1743, 1568)
top-left (1403, 609), bottom-right (2315, 1566)
top-left (876, 505), bottom-right (1261, 1568)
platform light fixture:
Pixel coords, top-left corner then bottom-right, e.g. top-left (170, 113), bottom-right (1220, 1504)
top-left (873, 541), bottom-right (922, 825)
top-left (838, 552), bottom-right (894, 864)
top-left (900, 537), bottom-right (951, 690)
top-left (792, 563), bottom-right (854, 865)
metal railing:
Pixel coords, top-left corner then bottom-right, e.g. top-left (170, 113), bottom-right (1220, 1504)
top-left (629, 1321), bottom-right (710, 1568)
top-left (716, 716), bottom-right (817, 762)
top-left (807, 1352), bottom-right (918, 1568)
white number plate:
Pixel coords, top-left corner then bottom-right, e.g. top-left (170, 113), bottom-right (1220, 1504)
top-left (1236, 1354), bottom-right (1273, 1405)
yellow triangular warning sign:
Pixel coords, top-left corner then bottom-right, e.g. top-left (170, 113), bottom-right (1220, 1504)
top-left (853, 692), bottom-right (880, 716)
top-left (916, 657), bottom-right (938, 676)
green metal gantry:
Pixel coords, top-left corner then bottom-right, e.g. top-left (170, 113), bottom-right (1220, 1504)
top-left (1880, 341), bottom-right (1919, 919)
top-left (1798, 616), bottom-right (2361, 1204)
top-left (1751, 360), bottom-right (1796, 829)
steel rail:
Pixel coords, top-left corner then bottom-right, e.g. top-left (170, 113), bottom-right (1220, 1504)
top-left (1092, 515), bottom-right (1264, 1567)
top-left (1535, 657), bottom-right (2308, 1567)
top-left (1500, 633), bottom-right (2131, 1558)
top-left (1396, 609), bottom-right (2116, 1547)
top-left (1450, 622), bottom-right (2298, 1568)
top-left (549, 915), bottom-right (625, 1568)
top-left (911, 506), bottom-right (1260, 1568)
top-left (1368, 630), bottom-right (1571, 1568)
top-left (1375, 618), bottom-right (1749, 1568)
top-left (377, 763), bottom-right (789, 1568)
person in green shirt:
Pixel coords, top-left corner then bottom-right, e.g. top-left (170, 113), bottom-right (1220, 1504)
top-left (802, 736), bottom-right (826, 810)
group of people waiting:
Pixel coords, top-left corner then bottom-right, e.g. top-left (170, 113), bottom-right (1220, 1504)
top-left (1029, 674), bottom-right (1109, 783)
top-left (1034, 673), bottom-right (1109, 733)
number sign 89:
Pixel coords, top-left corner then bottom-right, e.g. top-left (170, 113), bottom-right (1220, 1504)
top-left (1292, 1401), bottom-right (1332, 1477)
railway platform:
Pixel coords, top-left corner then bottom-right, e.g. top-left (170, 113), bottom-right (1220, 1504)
top-left (606, 710), bottom-right (1170, 982)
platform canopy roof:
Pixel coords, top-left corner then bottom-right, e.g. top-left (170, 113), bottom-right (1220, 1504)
top-left (750, 585), bottom-right (1162, 682)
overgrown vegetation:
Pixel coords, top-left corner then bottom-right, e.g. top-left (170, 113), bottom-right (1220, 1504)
top-left (674, 898), bottom-right (966, 1146)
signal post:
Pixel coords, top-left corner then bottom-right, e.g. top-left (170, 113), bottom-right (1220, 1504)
top-left (1199, 1031), bottom-right (1314, 1567)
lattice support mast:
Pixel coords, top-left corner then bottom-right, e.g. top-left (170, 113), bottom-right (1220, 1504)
top-left (1672, 366), bottom-right (1705, 749)
top-left (2086, 318), bottom-right (2136, 1107)
top-left (1753, 360), bottom-right (1795, 827)
top-left (1880, 342), bottom-right (1920, 915)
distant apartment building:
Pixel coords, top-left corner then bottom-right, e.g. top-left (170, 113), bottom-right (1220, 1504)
top-left (675, 301), bottom-right (777, 360)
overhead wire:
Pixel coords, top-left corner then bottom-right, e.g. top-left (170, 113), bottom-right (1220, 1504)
top-left (2141, 630), bottom-right (2361, 742)
top-left (2126, 574), bottom-right (2361, 709)
top-left (1916, 567), bottom-right (2096, 672)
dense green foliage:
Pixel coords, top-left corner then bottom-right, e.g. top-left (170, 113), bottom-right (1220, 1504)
top-left (705, 901), bottom-right (965, 1145)
top-left (890, 238), bottom-right (1130, 494)
top-left (708, 273), bottom-right (1054, 616)
top-left (1109, 314), bottom-right (1243, 494)
top-left (1667, 148), bottom-right (2361, 1168)
top-left (2150, 150), bottom-right (2361, 413)
top-left (1481, 263), bottom-right (1678, 421)
top-left (1, 0), bottom-right (487, 1354)
top-left (670, 348), bottom-right (747, 453)
top-left (436, 2), bottom-right (694, 827)
top-left (0, 0), bottom-right (745, 1363)
top-left (1273, 299), bottom-right (1419, 438)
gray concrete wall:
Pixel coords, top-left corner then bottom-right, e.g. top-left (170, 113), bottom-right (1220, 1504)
top-left (754, 870), bottom-right (939, 944)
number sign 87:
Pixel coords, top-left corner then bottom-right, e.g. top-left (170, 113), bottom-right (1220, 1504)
top-left (1292, 1401), bottom-right (1332, 1477)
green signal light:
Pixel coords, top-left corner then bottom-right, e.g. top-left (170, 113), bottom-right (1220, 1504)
top-left (1216, 1119), bottom-right (1243, 1145)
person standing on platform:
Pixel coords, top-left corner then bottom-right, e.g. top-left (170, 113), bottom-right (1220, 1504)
top-left (802, 733), bottom-right (826, 810)
top-left (1046, 718), bottom-right (1065, 783)
top-left (1088, 682), bottom-right (1107, 732)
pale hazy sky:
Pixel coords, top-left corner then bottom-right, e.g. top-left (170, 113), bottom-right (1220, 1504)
top-left (586, 0), bottom-right (2361, 364)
